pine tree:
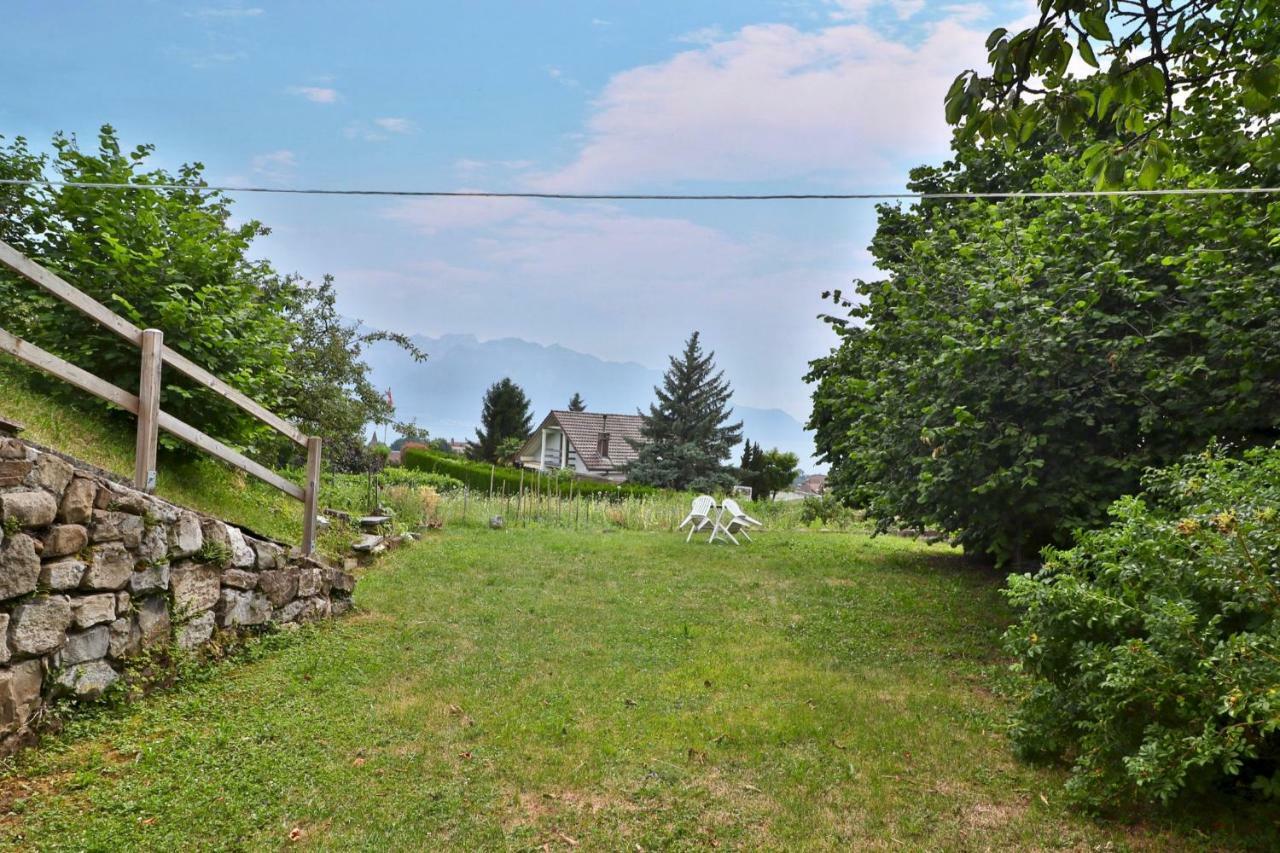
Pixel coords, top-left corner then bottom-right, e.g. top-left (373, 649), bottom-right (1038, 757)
top-left (567, 392), bottom-right (587, 412)
top-left (468, 378), bottom-right (533, 463)
top-left (627, 331), bottom-right (742, 491)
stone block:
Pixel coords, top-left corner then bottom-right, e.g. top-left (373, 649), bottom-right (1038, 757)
top-left (296, 567), bottom-right (324, 598)
top-left (115, 590), bottom-right (130, 614)
top-left (57, 476), bottom-right (96, 524)
top-left (9, 596), bottom-right (72, 656)
top-left (137, 525), bottom-right (168, 564)
top-left (0, 458), bottom-right (32, 488)
top-left (0, 615), bottom-right (8, 664)
top-left (136, 596), bottom-right (170, 648)
top-left (200, 518), bottom-right (231, 553)
top-left (27, 454), bottom-right (73, 499)
top-left (217, 588), bottom-right (271, 627)
top-left (0, 491), bottom-right (57, 528)
top-left (70, 593), bottom-right (116, 628)
top-left (41, 524), bottom-right (88, 559)
top-left (225, 526), bottom-right (256, 568)
top-left (58, 625), bottom-right (110, 665)
top-left (104, 487), bottom-right (150, 516)
top-left (257, 567), bottom-right (299, 607)
top-left (82, 542), bottom-right (134, 591)
top-left (108, 617), bottom-right (141, 659)
top-left (175, 611), bottom-right (216, 651)
top-left (39, 558), bottom-right (85, 591)
top-left (220, 568), bottom-right (258, 590)
top-left (279, 596), bottom-right (329, 624)
top-left (0, 534), bottom-right (40, 601)
top-left (54, 660), bottom-right (118, 700)
top-left (0, 660), bottom-right (44, 735)
top-left (89, 510), bottom-right (139, 544)
top-left (170, 563), bottom-right (220, 614)
top-left (0, 438), bottom-right (26, 460)
top-left (169, 512), bottom-right (202, 559)
top-left (327, 568), bottom-right (356, 595)
top-left (251, 540), bottom-right (282, 571)
top-left (129, 562), bottom-right (170, 595)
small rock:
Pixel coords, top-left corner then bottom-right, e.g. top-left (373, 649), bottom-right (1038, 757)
top-left (331, 599), bottom-right (353, 616)
top-left (0, 438), bottom-right (26, 460)
top-left (220, 568), bottom-right (258, 590)
top-left (0, 615), bottom-right (8, 664)
top-left (57, 476), bottom-right (96, 524)
top-left (115, 590), bottom-right (131, 614)
top-left (251, 539), bottom-right (282, 571)
top-left (136, 596), bottom-right (170, 648)
top-left (70, 593), bottom-right (116, 628)
top-left (327, 568), bottom-right (356, 595)
top-left (488, 515), bottom-right (505, 530)
top-left (351, 534), bottom-right (383, 553)
top-left (9, 596), bottom-right (72, 656)
top-left (129, 562), bottom-right (170, 595)
top-left (199, 518), bottom-right (231, 553)
top-left (82, 542), bottom-right (135, 591)
top-left (0, 491), bottom-right (58, 528)
top-left (0, 534), bottom-right (40, 601)
top-left (170, 563), bottom-right (220, 615)
top-left (41, 524), bottom-right (88, 559)
top-left (54, 659), bottom-right (118, 700)
top-left (26, 454), bottom-right (74, 499)
top-left (136, 525), bottom-right (168, 564)
top-left (168, 512), bottom-right (203, 559)
top-left (175, 611), bottom-right (216, 651)
top-left (58, 625), bottom-right (110, 665)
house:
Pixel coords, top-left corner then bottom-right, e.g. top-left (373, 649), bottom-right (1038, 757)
top-left (517, 410), bottom-right (647, 482)
top-left (795, 474), bottom-right (827, 496)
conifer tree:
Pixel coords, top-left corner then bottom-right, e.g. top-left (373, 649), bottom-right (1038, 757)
top-left (468, 378), bottom-right (533, 463)
top-left (628, 331), bottom-right (742, 491)
top-left (567, 392), bottom-right (587, 412)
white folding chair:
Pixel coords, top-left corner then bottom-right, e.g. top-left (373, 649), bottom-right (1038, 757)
top-left (719, 498), bottom-right (763, 543)
top-left (678, 495), bottom-right (716, 542)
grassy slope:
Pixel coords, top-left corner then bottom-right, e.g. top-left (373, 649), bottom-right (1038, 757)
top-left (2, 528), bottom-right (1273, 850)
top-left (1, 361), bottom-right (305, 544)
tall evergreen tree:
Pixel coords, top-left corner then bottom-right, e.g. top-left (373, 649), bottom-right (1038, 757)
top-left (628, 331), bottom-right (742, 491)
top-left (468, 378), bottom-right (533, 463)
top-left (567, 392), bottom-right (587, 412)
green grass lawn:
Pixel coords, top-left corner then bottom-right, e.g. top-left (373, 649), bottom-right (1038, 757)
top-left (2, 529), bottom-right (1275, 850)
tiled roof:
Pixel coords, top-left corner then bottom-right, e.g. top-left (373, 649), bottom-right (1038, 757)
top-left (547, 410), bottom-right (647, 471)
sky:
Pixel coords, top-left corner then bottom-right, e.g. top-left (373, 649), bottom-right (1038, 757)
top-left (0, 0), bottom-right (1034, 422)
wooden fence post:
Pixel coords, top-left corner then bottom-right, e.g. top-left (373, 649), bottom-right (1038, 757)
top-left (302, 435), bottom-right (322, 556)
top-left (133, 329), bottom-right (163, 492)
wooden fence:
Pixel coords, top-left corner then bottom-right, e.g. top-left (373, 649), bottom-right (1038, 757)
top-left (0, 240), bottom-right (322, 555)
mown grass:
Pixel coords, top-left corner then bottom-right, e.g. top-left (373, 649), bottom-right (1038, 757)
top-left (2, 528), bottom-right (1274, 850)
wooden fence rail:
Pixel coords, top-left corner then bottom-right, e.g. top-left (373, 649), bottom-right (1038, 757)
top-left (0, 240), bottom-right (321, 555)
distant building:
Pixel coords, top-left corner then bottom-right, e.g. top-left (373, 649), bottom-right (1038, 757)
top-left (517, 410), bottom-right (647, 483)
top-left (794, 474), bottom-right (827, 496)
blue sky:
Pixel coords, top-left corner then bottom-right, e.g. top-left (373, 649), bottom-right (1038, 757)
top-left (1, 0), bottom-right (1032, 421)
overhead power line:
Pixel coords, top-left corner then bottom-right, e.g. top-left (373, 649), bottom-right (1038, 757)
top-left (1, 178), bottom-right (1278, 201)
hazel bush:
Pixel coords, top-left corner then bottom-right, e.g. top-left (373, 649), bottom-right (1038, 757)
top-left (1005, 443), bottom-right (1280, 808)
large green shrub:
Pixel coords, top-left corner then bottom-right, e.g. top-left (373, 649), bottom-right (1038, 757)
top-left (1004, 444), bottom-right (1280, 808)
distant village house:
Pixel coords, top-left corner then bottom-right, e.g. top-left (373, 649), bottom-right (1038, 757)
top-left (517, 410), bottom-right (646, 483)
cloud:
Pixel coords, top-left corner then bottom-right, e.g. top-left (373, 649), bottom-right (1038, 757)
top-left (250, 149), bottom-right (297, 182)
top-left (189, 6), bottom-right (264, 19)
top-left (532, 17), bottom-right (992, 191)
top-left (373, 117), bottom-right (415, 134)
top-left (547, 66), bottom-right (580, 87)
top-left (289, 86), bottom-right (340, 103)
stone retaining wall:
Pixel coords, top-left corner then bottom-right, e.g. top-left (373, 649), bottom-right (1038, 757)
top-left (0, 436), bottom-right (355, 755)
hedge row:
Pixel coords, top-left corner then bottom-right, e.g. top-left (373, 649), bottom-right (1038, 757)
top-left (399, 446), bottom-right (659, 500)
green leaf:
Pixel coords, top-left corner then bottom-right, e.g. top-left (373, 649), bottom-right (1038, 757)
top-left (1137, 158), bottom-right (1160, 190)
top-left (1097, 84), bottom-right (1116, 117)
top-left (1079, 8), bottom-right (1112, 41)
top-left (1253, 63), bottom-right (1280, 98)
top-left (985, 27), bottom-right (1008, 51)
top-left (1077, 36), bottom-right (1098, 69)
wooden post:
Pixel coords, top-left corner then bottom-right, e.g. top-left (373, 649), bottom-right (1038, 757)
top-left (302, 436), bottom-right (322, 556)
top-left (133, 329), bottom-right (163, 492)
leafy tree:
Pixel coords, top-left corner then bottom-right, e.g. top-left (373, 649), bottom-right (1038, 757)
top-left (273, 274), bottom-right (425, 471)
top-left (628, 331), bottom-right (742, 492)
top-left (0, 126), bottom-right (426, 467)
top-left (808, 143), bottom-right (1280, 564)
top-left (496, 435), bottom-right (526, 465)
top-left (947, 0), bottom-right (1280, 187)
top-left (754, 448), bottom-right (801, 501)
top-left (567, 392), bottom-right (587, 412)
top-left (468, 378), bottom-right (533, 463)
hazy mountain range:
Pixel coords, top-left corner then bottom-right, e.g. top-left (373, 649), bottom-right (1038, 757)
top-left (361, 333), bottom-right (823, 472)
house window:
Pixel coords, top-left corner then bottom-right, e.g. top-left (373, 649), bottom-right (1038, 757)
top-left (597, 433), bottom-right (610, 458)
